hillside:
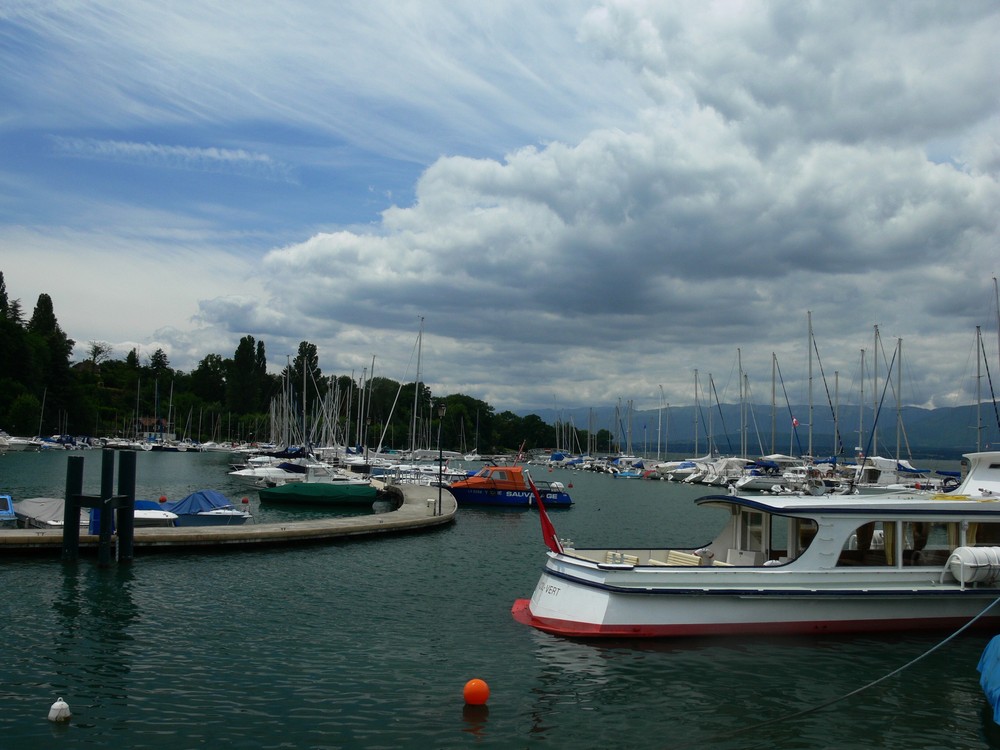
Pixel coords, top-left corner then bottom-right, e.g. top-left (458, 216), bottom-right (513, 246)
top-left (522, 402), bottom-right (999, 460)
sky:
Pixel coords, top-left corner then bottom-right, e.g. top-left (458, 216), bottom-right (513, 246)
top-left (2, 0), bottom-right (999, 415)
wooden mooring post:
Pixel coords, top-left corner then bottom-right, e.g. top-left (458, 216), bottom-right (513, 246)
top-left (61, 449), bottom-right (137, 566)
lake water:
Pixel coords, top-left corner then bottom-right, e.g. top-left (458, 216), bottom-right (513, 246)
top-left (1, 450), bottom-right (997, 749)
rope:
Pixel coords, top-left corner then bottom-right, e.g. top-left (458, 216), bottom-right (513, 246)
top-left (703, 595), bottom-right (1000, 743)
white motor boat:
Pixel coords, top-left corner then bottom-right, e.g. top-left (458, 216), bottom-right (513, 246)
top-left (513, 450), bottom-right (1000, 639)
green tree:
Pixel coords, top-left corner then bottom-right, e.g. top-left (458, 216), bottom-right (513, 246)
top-left (8, 392), bottom-right (41, 435)
top-left (491, 410), bottom-right (523, 452)
top-left (191, 353), bottom-right (227, 405)
top-left (254, 340), bottom-right (269, 403)
top-left (147, 348), bottom-right (171, 376)
top-left (227, 335), bottom-right (266, 414)
top-left (0, 273), bottom-right (33, 409)
top-left (26, 293), bottom-right (74, 433)
top-left (88, 341), bottom-right (113, 365)
top-left (519, 414), bottom-right (554, 450)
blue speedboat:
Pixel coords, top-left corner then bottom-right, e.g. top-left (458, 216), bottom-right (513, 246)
top-left (448, 465), bottom-right (572, 508)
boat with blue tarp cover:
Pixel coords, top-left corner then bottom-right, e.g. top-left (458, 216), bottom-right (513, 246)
top-left (162, 489), bottom-right (252, 525)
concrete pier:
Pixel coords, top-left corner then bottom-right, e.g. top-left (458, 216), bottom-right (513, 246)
top-left (0, 480), bottom-right (456, 554)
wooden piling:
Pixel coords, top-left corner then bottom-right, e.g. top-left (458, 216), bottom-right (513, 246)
top-left (61, 456), bottom-right (84, 562)
top-left (116, 451), bottom-right (136, 563)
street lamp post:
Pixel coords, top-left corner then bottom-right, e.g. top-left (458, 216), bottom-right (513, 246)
top-left (436, 401), bottom-right (446, 516)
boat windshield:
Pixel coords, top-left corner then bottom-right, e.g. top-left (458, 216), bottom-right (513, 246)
top-left (708, 507), bottom-right (818, 565)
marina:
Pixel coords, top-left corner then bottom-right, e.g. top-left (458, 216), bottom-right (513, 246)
top-left (0, 482), bottom-right (453, 552)
top-left (0, 451), bottom-right (454, 554)
top-left (1, 448), bottom-right (997, 748)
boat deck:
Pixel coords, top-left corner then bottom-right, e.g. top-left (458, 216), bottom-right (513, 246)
top-left (0, 481), bottom-right (456, 554)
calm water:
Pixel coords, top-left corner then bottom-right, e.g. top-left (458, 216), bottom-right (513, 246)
top-left (0, 450), bottom-right (996, 749)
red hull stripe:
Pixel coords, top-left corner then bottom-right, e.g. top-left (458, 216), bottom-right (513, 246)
top-left (510, 598), bottom-right (1000, 638)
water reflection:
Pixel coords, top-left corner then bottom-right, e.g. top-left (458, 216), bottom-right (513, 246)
top-left (523, 625), bottom-right (990, 749)
top-left (52, 564), bottom-right (139, 729)
top-left (461, 704), bottom-right (490, 739)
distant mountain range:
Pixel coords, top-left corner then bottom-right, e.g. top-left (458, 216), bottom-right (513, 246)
top-left (522, 403), bottom-right (1000, 460)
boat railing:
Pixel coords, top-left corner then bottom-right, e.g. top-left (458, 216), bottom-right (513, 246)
top-left (574, 547), bottom-right (739, 567)
top-left (529, 478), bottom-right (568, 494)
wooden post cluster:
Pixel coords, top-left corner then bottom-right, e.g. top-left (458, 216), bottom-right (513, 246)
top-left (61, 449), bottom-right (137, 566)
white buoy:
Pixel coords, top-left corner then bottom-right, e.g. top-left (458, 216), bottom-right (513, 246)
top-left (48, 697), bottom-right (71, 722)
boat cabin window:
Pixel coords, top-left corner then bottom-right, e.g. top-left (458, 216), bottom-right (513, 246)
top-left (740, 511), bottom-right (764, 552)
top-left (971, 523), bottom-right (1000, 546)
top-left (837, 521), bottom-right (962, 567)
top-left (726, 511), bottom-right (816, 564)
top-left (767, 515), bottom-right (816, 562)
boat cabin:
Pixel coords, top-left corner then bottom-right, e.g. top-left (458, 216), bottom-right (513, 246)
top-left (693, 494), bottom-right (1000, 569)
top-left (453, 465), bottom-right (534, 491)
top-left (675, 452), bottom-right (1000, 569)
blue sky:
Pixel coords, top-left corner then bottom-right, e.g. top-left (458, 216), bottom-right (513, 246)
top-left (2, 1), bottom-right (999, 415)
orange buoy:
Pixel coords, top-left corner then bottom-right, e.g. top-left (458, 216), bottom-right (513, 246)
top-left (158, 495), bottom-right (167, 503)
top-left (463, 678), bottom-right (490, 705)
top-left (241, 497), bottom-right (249, 504)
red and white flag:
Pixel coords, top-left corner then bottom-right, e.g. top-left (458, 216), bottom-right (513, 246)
top-left (792, 417), bottom-right (799, 427)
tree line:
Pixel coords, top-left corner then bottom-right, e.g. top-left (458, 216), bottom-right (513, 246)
top-left (0, 272), bottom-right (612, 453)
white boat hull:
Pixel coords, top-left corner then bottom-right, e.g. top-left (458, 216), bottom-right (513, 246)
top-left (514, 555), bottom-right (1000, 637)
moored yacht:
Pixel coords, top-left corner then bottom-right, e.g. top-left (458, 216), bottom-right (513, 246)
top-left (512, 451), bottom-right (1000, 638)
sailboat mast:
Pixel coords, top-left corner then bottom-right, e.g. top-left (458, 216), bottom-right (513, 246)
top-left (977, 325), bottom-right (983, 452)
top-left (365, 355), bottom-right (375, 451)
top-left (896, 337), bottom-right (902, 460)
top-left (707, 375), bottom-right (714, 456)
top-left (994, 278), bottom-right (1000, 439)
top-left (771, 353), bottom-right (776, 454)
top-left (134, 377), bottom-right (140, 440)
top-left (808, 311), bottom-right (813, 458)
top-left (302, 357), bottom-right (307, 448)
top-left (38, 387), bottom-right (47, 438)
top-left (657, 385), bottom-right (664, 461)
top-left (410, 317), bottom-right (423, 456)
top-left (738, 349), bottom-right (745, 458)
top-left (857, 348), bottom-right (865, 459)
top-left (355, 367), bottom-right (366, 448)
top-left (872, 325), bottom-right (879, 456)
top-left (834, 369), bottom-right (839, 455)
top-left (693, 369), bottom-right (700, 455)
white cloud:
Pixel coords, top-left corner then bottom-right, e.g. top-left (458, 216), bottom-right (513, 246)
top-left (50, 137), bottom-right (296, 183)
top-left (2, 0), bottom-right (999, 417)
